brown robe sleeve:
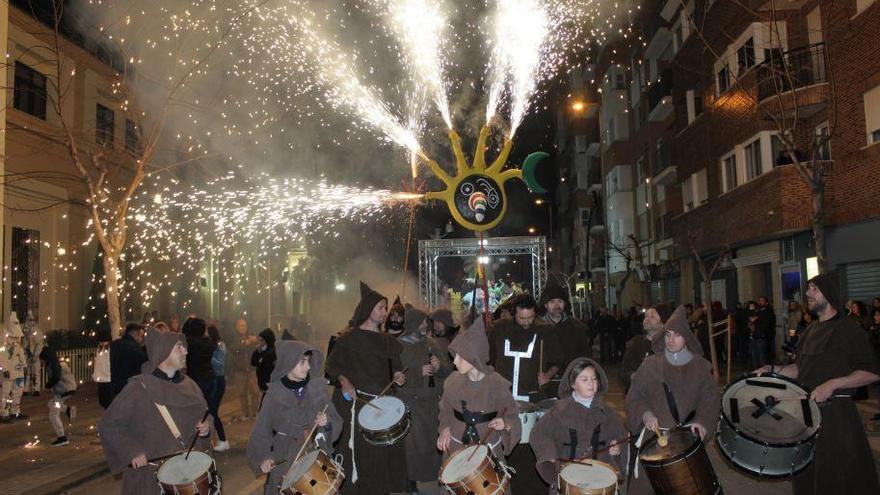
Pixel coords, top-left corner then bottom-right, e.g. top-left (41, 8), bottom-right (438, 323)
top-left (438, 376), bottom-right (456, 436)
top-left (529, 404), bottom-right (560, 467)
top-left (624, 359), bottom-right (654, 433)
top-left (843, 323), bottom-right (880, 375)
top-left (492, 374), bottom-right (521, 455)
top-left (98, 383), bottom-right (147, 474)
top-left (324, 332), bottom-right (350, 383)
top-left (692, 361), bottom-right (721, 436)
top-left (246, 398), bottom-right (276, 474)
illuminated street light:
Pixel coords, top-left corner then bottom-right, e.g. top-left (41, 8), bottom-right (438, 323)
top-left (534, 198), bottom-right (544, 205)
top-left (571, 100), bottom-right (586, 112)
top-left (528, 227), bottom-right (537, 234)
top-left (335, 283), bottom-right (346, 292)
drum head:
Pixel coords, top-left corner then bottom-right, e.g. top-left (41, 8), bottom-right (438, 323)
top-left (640, 429), bottom-right (697, 463)
top-left (157, 452), bottom-right (213, 484)
top-left (281, 450), bottom-right (320, 489)
top-left (560, 461), bottom-right (618, 489)
top-left (358, 396), bottom-right (406, 431)
top-left (722, 375), bottom-right (820, 445)
top-left (440, 445), bottom-right (488, 484)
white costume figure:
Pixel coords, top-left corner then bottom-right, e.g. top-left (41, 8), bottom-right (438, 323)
top-left (24, 311), bottom-right (45, 395)
top-left (1, 313), bottom-right (28, 421)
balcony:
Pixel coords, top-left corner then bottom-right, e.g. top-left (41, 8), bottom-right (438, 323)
top-left (647, 69), bottom-right (674, 122)
top-left (756, 43), bottom-right (829, 119)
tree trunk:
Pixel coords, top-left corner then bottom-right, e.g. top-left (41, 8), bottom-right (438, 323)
top-left (703, 280), bottom-right (720, 381)
top-left (811, 176), bottom-right (827, 274)
top-left (103, 252), bottom-right (124, 339)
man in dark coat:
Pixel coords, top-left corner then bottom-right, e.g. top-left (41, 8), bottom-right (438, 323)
top-left (246, 341), bottom-right (342, 494)
top-left (756, 272), bottom-right (880, 495)
top-left (620, 303), bottom-right (673, 392)
top-left (538, 279), bottom-right (591, 369)
top-left (488, 294), bottom-right (563, 493)
top-left (594, 307), bottom-right (617, 364)
top-left (251, 328), bottom-right (277, 395)
top-left (625, 305), bottom-right (721, 495)
top-left (182, 317), bottom-right (217, 403)
top-left (98, 330), bottom-right (212, 495)
top-left (397, 305), bottom-right (451, 489)
top-left (109, 322), bottom-right (148, 402)
top-left (325, 281), bottom-right (407, 495)
top-left (385, 296), bottom-right (405, 337)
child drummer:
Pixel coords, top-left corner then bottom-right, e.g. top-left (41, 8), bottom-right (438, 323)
top-left (247, 341), bottom-right (342, 495)
top-left (529, 357), bottom-right (628, 494)
top-left (437, 318), bottom-right (521, 457)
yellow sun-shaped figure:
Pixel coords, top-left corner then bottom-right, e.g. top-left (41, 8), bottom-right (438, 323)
top-left (422, 125), bottom-right (521, 232)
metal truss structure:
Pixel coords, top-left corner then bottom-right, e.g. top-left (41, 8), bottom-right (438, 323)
top-left (418, 236), bottom-right (547, 309)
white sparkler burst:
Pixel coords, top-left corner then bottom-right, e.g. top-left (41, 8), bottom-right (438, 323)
top-left (386, 0), bottom-right (454, 129)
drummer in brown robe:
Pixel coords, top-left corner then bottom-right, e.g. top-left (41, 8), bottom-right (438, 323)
top-left (246, 341), bottom-right (342, 494)
top-left (624, 304), bottom-right (720, 495)
top-left (397, 305), bottom-right (453, 489)
top-left (98, 329), bottom-right (212, 495)
top-left (530, 357), bottom-right (627, 494)
top-left (325, 281), bottom-right (407, 495)
top-left (755, 273), bottom-right (880, 495)
top-left (488, 293), bottom-right (564, 492)
top-left (537, 279), bottom-right (592, 369)
top-left (438, 317), bottom-right (521, 458)
top-left (620, 303), bottom-right (673, 392)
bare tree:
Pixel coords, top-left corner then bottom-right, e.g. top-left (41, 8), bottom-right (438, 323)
top-left (688, 231), bottom-right (730, 381)
top-left (679, 0), bottom-right (834, 272)
top-left (607, 233), bottom-right (652, 309)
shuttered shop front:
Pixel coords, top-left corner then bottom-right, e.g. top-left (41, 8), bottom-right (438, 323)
top-left (844, 260), bottom-right (880, 303)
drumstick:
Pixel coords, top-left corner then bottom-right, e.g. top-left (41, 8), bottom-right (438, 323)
top-left (561, 434), bottom-right (634, 463)
top-left (290, 404), bottom-right (330, 467)
top-left (378, 368), bottom-right (409, 396)
top-left (466, 407), bottom-right (508, 462)
top-left (184, 410), bottom-right (211, 460)
top-left (131, 450), bottom-right (183, 468)
top-left (356, 395), bottom-right (384, 412)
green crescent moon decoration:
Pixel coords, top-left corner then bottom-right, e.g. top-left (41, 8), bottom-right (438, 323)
top-left (521, 151), bottom-right (549, 194)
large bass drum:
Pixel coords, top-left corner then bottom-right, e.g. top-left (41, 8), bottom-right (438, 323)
top-left (717, 373), bottom-right (821, 477)
top-left (639, 429), bottom-right (721, 495)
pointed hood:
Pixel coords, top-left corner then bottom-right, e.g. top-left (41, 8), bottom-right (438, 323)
top-left (449, 317), bottom-right (490, 373)
top-left (538, 279), bottom-right (569, 308)
top-left (270, 340), bottom-right (323, 383)
top-left (401, 305), bottom-right (428, 341)
top-left (808, 271), bottom-right (842, 313)
top-left (5, 312), bottom-right (23, 339)
top-left (349, 281), bottom-right (387, 327)
top-left (142, 328), bottom-right (186, 374)
top-left (558, 357), bottom-right (609, 398)
top-left (652, 304), bottom-right (703, 356)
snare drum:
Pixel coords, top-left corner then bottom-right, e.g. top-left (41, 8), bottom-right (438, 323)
top-left (357, 395), bottom-right (411, 446)
top-left (558, 459), bottom-right (619, 495)
top-left (279, 449), bottom-right (343, 495)
top-left (639, 429), bottom-right (721, 495)
top-left (717, 373), bottom-right (821, 477)
top-left (439, 444), bottom-right (510, 495)
top-left (517, 400), bottom-right (545, 444)
top-left (156, 451), bottom-right (220, 495)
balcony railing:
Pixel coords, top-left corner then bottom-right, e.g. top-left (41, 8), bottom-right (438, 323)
top-left (756, 43), bottom-right (826, 101)
top-left (647, 69), bottom-right (674, 113)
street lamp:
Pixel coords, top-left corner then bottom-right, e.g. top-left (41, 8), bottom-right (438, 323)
top-left (528, 227), bottom-right (537, 234)
top-left (534, 198), bottom-right (545, 205)
top-left (571, 100), bottom-right (586, 112)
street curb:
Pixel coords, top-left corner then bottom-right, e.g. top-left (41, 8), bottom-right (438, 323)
top-left (30, 462), bottom-right (109, 495)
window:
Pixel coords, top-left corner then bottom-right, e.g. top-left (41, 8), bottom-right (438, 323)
top-left (13, 62), bottom-right (47, 120)
top-left (686, 90), bottom-right (704, 124)
top-left (721, 153), bottom-right (737, 192)
top-left (682, 177), bottom-right (694, 211)
top-left (11, 227), bottom-right (40, 322)
top-left (864, 85), bottom-right (880, 145)
top-left (693, 169), bottom-right (709, 205)
top-left (772, 134), bottom-right (789, 166)
top-left (615, 73), bottom-right (626, 90)
top-left (125, 119), bottom-right (140, 152)
top-left (745, 138), bottom-right (763, 180)
top-left (96, 103), bottom-right (115, 146)
top-left (636, 155), bottom-right (646, 183)
top-left (717, 65), bottom-right (730, 94)
top-left (737, 37), bottom-right (756, 73)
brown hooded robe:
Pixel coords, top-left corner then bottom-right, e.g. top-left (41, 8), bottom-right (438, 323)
top-left (397, 306), bottom-right (452, 481)
top-left (246, 341), bottom-right (342, 494)
top-left (98, 331), bottom-right (212, 495)
top-left (624, 305), bottom-right (720, 495)
top-left (530, 358), bottom-right (627, 494)
top-left (439, 318), bottom-right (521, 458)
top-left (324, 282), bottom-right (408, 495)
top-left (791, 273), bottom-right (880, 495)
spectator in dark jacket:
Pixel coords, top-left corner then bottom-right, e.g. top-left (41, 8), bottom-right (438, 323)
top-left (182, 317), bottom-right (217, 403)
top-left (251, 328), bottom-right (277, 398)
top-left (40, 346), bottom-right (77, 446)
top-left (749, 297), bottom-right (776, 368)
top-left (109, 323), bottom-right (147, 402)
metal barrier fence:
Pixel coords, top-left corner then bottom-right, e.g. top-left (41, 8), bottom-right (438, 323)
top-left (43, 347), bottom-right (99, 385)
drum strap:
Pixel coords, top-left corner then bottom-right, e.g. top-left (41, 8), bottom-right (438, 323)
top-left (564, 429), bottom-right (578, 460)
top-left (589, 424), bottom-right (603, 460)
top-left (154, 403), bottom-right (184, 443)
top-left (661, 383), bottom-right (695, 427)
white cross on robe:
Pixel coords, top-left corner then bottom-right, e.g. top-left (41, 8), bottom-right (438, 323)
top-left (504, 334), bottom-right (537, 401)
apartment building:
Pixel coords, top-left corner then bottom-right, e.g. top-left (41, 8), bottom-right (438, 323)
top-left (553, 0), bottom-right (880, 330)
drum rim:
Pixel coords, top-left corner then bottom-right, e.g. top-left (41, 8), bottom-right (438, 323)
top-left (716, 431), bottom-right (815, 479)
top-left (639, 428), bottom-right (705, 465)
top-left (439, 444), bottom-right (492, 484)
top-left (156, 451), bottom-right (215, 481)
top-left (361, 410), bottom-right (411, 446)
top-left (358, 396), bottom-right (409, 430)
top-left (720, 373), bottom-right (820, 448)
top-left (559, 458), bottom-right (620, 481)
